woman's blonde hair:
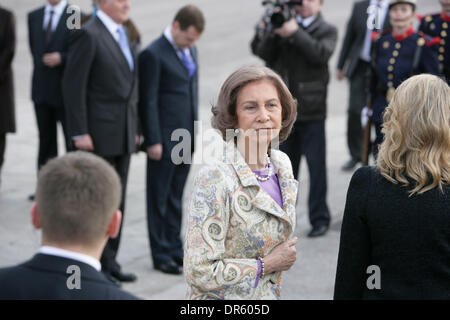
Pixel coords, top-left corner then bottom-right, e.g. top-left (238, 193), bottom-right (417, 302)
top-left (377, 74), bottom-right (450, 196)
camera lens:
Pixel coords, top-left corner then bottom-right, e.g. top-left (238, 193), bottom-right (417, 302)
top-left (270, 12), bottom-right (286, 28)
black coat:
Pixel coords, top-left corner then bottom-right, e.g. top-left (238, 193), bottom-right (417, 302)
top-left (63, 17), bottom-right (139, 156)
top-left (336, 0), bottom-right (391, 79)
top-left (0, 254), bottom-right (139, 300)
top-left (334, 166), bottom-right (450, 299)
top-left (0, 7), bottom-right (16, 134)
top-left (253, 13), bottom-right (338, 121)
top-left (28, 5), bottom-right (72, 108)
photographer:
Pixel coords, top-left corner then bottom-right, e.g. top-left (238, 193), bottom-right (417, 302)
top-left (252, 0), bottom-right (337, 237)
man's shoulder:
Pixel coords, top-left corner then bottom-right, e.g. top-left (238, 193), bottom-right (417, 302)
top-left (28, 6), bottom-right (45, 20)
top-left (81, 17), bottom-right (103, 35)
top-left (0, 255), bottom-right (140, 300)
top-left (140, 35), bottom-right (171, 58)
top-left (315, 16), bottom-right (338, 35)
top-left (354, 0), bottom-right (371, 10)
top-left (0, 6), bottom-right (13, 18)
top-left (69, 18), bottom-right (102, 46)
top-left (146, 35), bottom-right (168, 51)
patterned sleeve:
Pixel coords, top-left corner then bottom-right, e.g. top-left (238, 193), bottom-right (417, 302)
top-left (184, 165), bottom-right (259, 297)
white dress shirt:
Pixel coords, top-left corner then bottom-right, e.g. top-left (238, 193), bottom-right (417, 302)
top-left (360, 0), bottom-right (389, 62)
top-left (43, 0), bottom-right (67, 31)
top-left (39, 246), bottom-right (102, 271)
top-left (296, 15), bottom-right (317, 28)
top-left (96, 9), bottom-right (121, 42)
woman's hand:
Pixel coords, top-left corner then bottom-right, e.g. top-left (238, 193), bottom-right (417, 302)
top-left (263, 237), bottom-right (298, 274)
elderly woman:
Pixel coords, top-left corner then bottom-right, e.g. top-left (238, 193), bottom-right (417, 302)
top-left (184, 66), bottom-right (299, 299)
top-left (334, 74), bottom-right (450, 299)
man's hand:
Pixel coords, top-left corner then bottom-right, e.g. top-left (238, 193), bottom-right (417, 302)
top-left (42, 52), bottom-right (62, 68)
top-left (274, 16), bottom-right (299, 38)
top-left (336, 69), bottom-right (345, 81)
top-left (74, 134), bottom-right (94, 151)
top-left (147, 143), bottom-right (163, 161)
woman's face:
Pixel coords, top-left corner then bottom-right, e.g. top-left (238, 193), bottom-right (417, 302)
top-left (389, 4), bottom-right (415, 30)
top-left (235, 80), bottom-right (282, 147)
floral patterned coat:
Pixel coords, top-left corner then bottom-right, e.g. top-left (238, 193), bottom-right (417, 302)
top-left (184, 140), bottom-right (298, 300)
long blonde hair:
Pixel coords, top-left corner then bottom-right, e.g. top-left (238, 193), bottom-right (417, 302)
top-left (377, 74), bottom-right (450, 196)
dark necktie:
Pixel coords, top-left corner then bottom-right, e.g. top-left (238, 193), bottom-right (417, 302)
top-left (46, 10), bottom-right (54, 44)
top-left (179, 49), bottom-right (196, 78)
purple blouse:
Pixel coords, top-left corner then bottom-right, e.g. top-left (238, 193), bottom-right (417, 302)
top-left (252, 166), bottom-right (283, 209)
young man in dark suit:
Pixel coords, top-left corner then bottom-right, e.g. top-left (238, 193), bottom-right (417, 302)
top-left (27, 0), bottom-right (72, 196)
top-left (0, 6), bottom-right (15, 187)
top-left (62, 0), bottom-right (139, 284)
top-left (138, 5), bottom-right (205, 274)
top-left (0, 152), bottom-right (138, 300)
top-left (336, 0), bottom-right (390, 170)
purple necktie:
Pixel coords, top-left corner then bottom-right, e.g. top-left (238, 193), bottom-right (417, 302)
top-left (179, 49), bottom-right (196, 78)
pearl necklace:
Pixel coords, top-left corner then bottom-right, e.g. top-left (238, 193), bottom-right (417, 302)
top-left (254, 156), bottom-right (272, 182)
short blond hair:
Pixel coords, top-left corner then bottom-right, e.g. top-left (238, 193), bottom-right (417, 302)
top-left (211, 65), bottom-right (297, 144)
top-left (377, 74), bottom-right (450, 195)
top-left (36, 152), bottom-right (122, 246)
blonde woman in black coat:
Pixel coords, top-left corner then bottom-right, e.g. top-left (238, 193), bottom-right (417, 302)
top-left (334, 74), bottom-right (450, 299)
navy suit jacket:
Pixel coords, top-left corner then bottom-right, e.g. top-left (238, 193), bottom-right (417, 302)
top-left (138, 35), bottom-right (199, 157)
top-left (0, 254), bottom-right (139, 300)
top-left (28, 5), bottom-right (72, 107)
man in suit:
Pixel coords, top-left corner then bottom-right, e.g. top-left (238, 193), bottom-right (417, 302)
top-left (336, 0), bottom-right (390, 171)
top-left (0, 152), bottom-right (138, 299)
top-left (0, 6), bottom-right (15, 187)
top-left (63, 0), bottom-right (138, 284)
top-left (28, 0), bottom-right (72, 198)
top-left (253, 0), bottom-right (337, 238)
top-left (138, 5), bottom-right (205, 274)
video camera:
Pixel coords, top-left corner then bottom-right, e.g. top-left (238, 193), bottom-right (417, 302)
top-left (261, 0), bottom-right (303, 29)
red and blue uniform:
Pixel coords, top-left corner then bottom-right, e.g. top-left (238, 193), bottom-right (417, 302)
top-left (370, 27), bottom-right (440, 147)
top-left (419, 12), bottom-right (450, 84)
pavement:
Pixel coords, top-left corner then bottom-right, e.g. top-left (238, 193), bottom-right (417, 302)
top-left (0, 0), bottom-right (437, 299)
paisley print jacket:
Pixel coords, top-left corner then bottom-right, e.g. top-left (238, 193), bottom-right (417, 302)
top-left (184, 140), bottom-right (298, 300)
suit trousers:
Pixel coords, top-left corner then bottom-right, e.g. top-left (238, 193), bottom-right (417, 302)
top-left (347, 60), bottom-right (370, 162)
top-left (100, 153), bottom-right (131, 273)
top-left (34, 103), bottom-right (69, 171)
top-left (146, 157), bottom-right (190, 265)
top-left (280, 119), bottom-right (331, 227)
top-left (0, 133), bottom-right (5, 174)
top-left (0, 133), bottom-right (5, 169)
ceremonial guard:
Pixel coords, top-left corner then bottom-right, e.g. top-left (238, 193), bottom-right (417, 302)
top-left (369, 0), bottom-right (440, 149)
top-left (419, 0), bottom-right (450, 84)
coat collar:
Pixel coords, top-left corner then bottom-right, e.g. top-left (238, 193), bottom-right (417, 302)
top-left (160, 34), bottom-right (196, 80)
top-left (224, 140), bottom-right (298, 231)
top-left (25, 253), bottom-right (111, 284)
